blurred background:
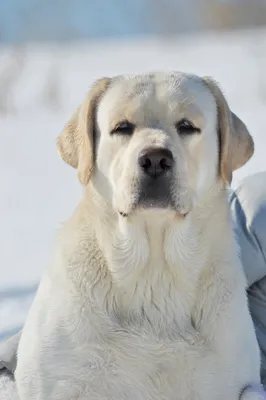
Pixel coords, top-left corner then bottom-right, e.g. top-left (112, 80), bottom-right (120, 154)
top-left (1, 0), bottom-right (266, 341)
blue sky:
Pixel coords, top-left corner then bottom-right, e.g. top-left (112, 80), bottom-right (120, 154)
top-left (0, 0), bottom-right (153, 43)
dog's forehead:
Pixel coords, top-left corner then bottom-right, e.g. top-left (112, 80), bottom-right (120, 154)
top-left (98, 72), bottom-right (216, 124)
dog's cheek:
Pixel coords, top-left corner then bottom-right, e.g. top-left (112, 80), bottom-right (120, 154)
top-left (108, 155), bottom-right (135, 214)
top-left (196, 135), bottom-right (219, 197)
top-left (171, 147), bottom-right (195, 212)
top-left (95, 147), bottom-right (112, 180)
top-left (182, 134), bottom-right (216, 203)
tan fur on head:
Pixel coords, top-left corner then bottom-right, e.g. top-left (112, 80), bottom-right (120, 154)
top-left (56, 77), bottom-right (111, 185)
top-left (202, 77), bottom-right (254, 184)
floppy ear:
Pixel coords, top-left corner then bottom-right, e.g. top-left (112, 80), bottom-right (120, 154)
top-left (57, 77), bottom-right (111, 185)
top-left (202, 77), bottom-right (254, 184)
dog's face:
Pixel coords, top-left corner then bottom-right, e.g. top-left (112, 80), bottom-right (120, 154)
top-left (57, 72), bottom-right (254, 218)
top-left (95, 73), bottom-right (221, 217)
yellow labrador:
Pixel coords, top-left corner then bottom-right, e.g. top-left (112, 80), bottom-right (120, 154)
top-left (15, 72), bottom-right (262, 400)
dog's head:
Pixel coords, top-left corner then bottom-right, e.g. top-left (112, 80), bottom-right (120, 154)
top-left (57, 72), bottom-right (253, 218)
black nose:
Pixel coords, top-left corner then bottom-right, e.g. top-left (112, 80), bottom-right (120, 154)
top-left (138, 147), bottom-right (173, 179)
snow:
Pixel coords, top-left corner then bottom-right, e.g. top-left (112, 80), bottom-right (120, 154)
top-left (1, 28), bottom-right (266, 341)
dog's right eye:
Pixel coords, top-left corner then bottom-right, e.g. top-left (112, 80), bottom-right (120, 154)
top-left (111, 121), bottom-right (135, 135)
top-left (175, 119), bottom-right (201, 135)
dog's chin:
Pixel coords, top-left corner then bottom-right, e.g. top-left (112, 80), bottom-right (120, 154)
top-left (138, 204), bottom-right (189, 221)
top-left (118, 200), bottom-right (190, 220)
top-left (138, 199), bottom-right (174, 212)
top-left (115, 188), bottom-right (192, 219)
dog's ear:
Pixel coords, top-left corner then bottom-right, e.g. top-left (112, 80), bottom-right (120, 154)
top-left (202, 77), bottom-right (254, 184)
top-left (57, 77), bottom-right (111, 185)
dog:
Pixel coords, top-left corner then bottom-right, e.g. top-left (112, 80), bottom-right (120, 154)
top-left (15, 72), bottom-right (262, 400)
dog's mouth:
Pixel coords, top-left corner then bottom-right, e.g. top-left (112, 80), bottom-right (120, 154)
top-left (116, 181), bottom-right (192, 219)
top-left (118, 205), bottom-right (189, 219)
top-left (118, 211), bottom-right (129, 217)
top-left (117, 192), bottom-right (173, 218)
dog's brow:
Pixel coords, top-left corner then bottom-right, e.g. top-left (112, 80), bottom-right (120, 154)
top-left (128, 82), bottom-right (154, 99)
top-left (108, 113), bottom-right (134, 130)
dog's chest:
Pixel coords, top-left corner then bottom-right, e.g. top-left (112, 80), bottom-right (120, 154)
top-left (71, 267), bottom-right (233, 398)
top-left (73, 324), bottom-right (230, 400)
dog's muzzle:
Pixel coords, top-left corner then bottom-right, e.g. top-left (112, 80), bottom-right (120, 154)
top-left (137, 147), bottom-right (174, 209)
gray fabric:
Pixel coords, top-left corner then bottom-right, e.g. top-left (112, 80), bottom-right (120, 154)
top-left (0, 333), bottom-right (20, 400)
top-left (0, 370), bottom-right (19, 400)
top-left (229, 171), bottom-right (266, 386)
top-left (0, 171), bottom-right (266, 388)
top-left (229, 171), bottom-right (266, 286)
top-left (0, 332), bottom-right (21, 373)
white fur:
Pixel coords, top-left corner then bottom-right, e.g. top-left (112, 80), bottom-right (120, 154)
top-left (15, 72), bottom-right (261, 400)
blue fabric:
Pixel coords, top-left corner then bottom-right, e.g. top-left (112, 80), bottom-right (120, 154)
top-left (229, 171), bottom-right (266, 286)
top-left (230, 171), bottom-right (266, 384)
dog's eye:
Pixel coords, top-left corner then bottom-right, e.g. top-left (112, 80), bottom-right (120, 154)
top-left (176, 119), bottom-right (200, 135)
top-left (111, 121), bottom-right (135, 135)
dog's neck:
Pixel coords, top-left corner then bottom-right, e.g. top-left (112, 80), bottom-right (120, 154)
top-left (63, 182), bottom-right (237, 335)
top-left (89, 181), bottom-right (234, 275)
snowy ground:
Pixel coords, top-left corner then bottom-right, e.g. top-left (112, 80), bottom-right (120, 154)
top-left (1, 28), bottom-right (266, 341)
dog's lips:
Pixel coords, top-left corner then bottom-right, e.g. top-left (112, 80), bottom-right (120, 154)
top-left (118, 210), bottom-right (128, 217)
top-left (117, 193), bottom-right (191, 218)
top-left (118, 204), bottom-right (190, 220)
top-left (138, 199), bottom-right (190, 214)
top-left (118, 202), bottom-right (190, 219)
top-left (171, 210), bottom-right (189, 220)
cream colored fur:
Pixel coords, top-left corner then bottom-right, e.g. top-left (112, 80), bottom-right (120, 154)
top-left (15, 72), bottom-right (261, 400)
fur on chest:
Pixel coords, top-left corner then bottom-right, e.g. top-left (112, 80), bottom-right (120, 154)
top-left (56, 322), bottom-right (227, 400)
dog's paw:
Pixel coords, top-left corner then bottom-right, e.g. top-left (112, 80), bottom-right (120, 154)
top-left (240, 385), bottom-right (266, 400)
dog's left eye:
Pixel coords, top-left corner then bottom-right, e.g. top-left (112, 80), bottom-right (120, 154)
top-left (111, 121), bottom-right (135, 135)
top-left (176, 119), bottom-right (201, 135)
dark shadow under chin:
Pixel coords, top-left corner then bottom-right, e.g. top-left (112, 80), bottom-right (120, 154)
top-left (118, 203), bottom-right (189, 219)
top-left (137, 179), bottom-right (174, 210)
top-left (137, 198), bottom-right (174, 210)
top-left (117, 179), bottom-right (191, 218)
